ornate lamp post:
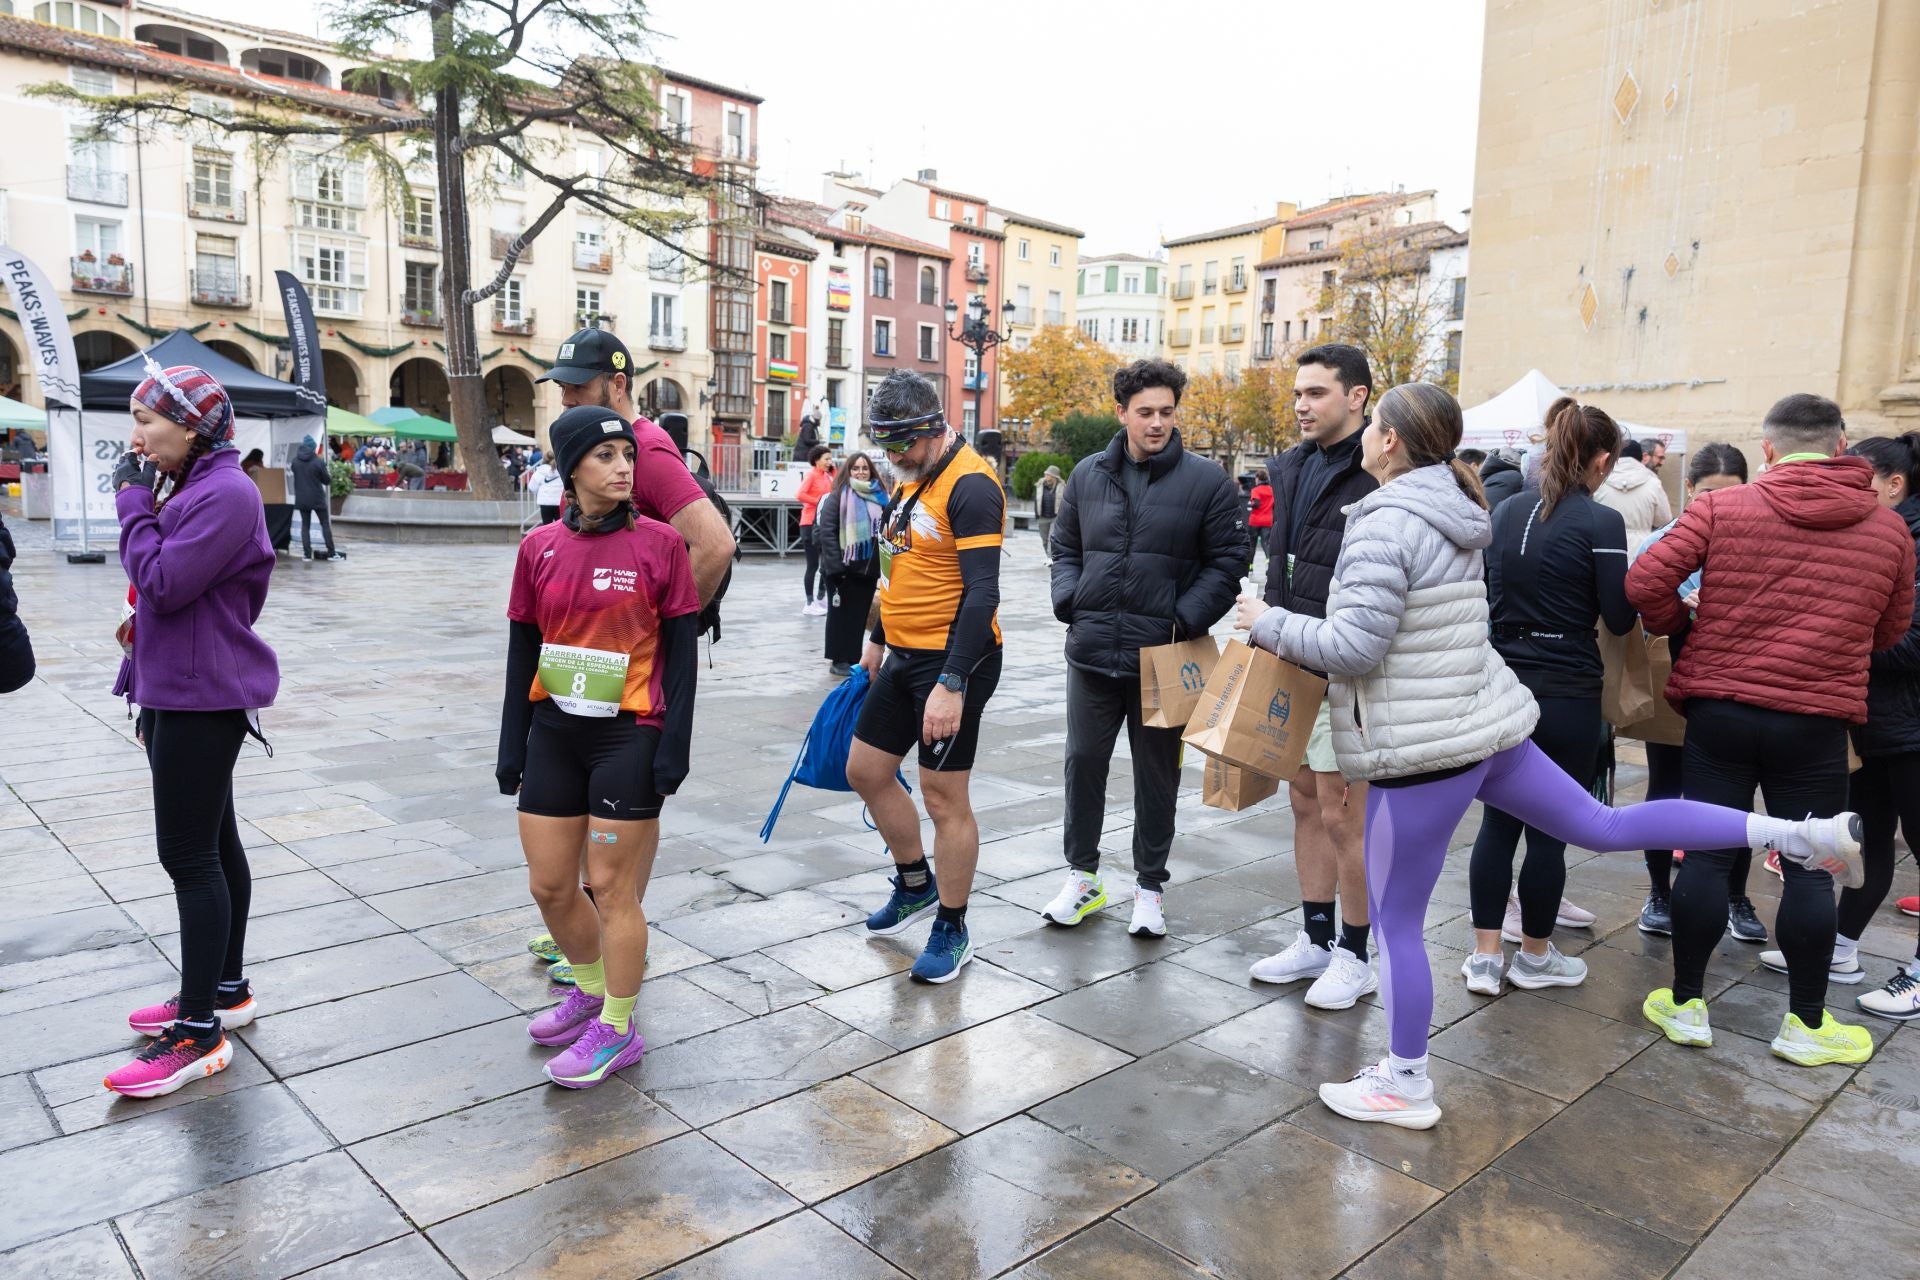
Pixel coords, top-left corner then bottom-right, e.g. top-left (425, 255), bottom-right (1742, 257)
top-left (944, 294), bottom-right (1016, 443)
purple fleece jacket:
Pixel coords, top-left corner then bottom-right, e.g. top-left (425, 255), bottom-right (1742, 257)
top-left (113, 448), bottom-right (279, 711)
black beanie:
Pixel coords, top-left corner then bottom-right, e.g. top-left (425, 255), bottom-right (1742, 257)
top-left (548, 405), bottom-right (636, 489)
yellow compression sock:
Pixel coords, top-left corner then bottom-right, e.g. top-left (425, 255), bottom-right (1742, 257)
top-left (600, 993), bottom-right (637, 1034)
top-left (570, 958), bottom-right (606, 997)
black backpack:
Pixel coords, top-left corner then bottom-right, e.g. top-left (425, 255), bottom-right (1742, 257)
top-left (682, 450), bottom-right (737, 643)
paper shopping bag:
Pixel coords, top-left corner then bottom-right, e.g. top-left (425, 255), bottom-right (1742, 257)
top-left (1600, 626), bottom-right (1656, 727)
top-left (1616, 635), bottom-right (1687, 747)
top-left (1202, 757), bottom-right (1282, 811)
top-left (1140, 635), bottom-right (1222, 729)
top-left (1182, 639), bottom-right (1327, 778)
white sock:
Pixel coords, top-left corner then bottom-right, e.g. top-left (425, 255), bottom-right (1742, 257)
top-left (1834, 934), bottom-right (1859, 963)
top-left (1746, 813), bottom-right (1802, 857)
top-left (1388, 1052), bottom-right (1429, 1084)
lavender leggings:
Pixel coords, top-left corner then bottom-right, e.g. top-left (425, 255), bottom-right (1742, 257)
top-left (1369, 739), bottom-right (1752, 1059)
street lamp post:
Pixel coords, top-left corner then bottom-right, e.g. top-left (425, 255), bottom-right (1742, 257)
top-left (945, 295), bottom-right (1016, 444)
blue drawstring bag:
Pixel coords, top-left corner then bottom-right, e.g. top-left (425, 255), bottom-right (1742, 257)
top-left (760, 668), bottom-right (908, 842)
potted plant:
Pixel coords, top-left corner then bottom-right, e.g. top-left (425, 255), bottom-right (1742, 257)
top-left (327, 458), bottom-right (354, 514)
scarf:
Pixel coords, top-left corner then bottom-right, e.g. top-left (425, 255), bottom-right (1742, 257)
top-left (840, 477), bottom-right (882, 563)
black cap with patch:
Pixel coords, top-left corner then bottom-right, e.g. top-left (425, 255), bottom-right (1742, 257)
top-left (536, 328), bottom-right (635, 386)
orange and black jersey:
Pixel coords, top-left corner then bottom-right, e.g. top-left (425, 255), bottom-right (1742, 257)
top-left (874, 442), bottom-right (1003, 675)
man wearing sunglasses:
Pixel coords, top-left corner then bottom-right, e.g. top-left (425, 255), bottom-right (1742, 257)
top-left (846, 370), bottom-right (1005, 983)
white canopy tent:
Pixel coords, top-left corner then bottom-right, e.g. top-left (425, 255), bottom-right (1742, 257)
top-left (1460, 369), bottom-right (1685, 456)
top-left (491, 425), bottom-right (537, 446)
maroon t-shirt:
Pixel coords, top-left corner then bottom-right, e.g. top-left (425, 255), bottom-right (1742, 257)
top-left (631, 415), bottom-right (707, 525)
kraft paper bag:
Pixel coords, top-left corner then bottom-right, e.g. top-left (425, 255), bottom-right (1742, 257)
top-left (1600, 626), bottom-right (1656, 728)
top-left (1617, 635), bottom-right (1687, 747)
top-left (1141, 635), bottom-right (1222, 729)
top-left (1183, 638), bottom-right (1327, 778)
top-left (1202, 757), bottom-right (1281, 811)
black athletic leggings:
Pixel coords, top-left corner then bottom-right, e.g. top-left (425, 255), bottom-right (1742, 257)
top-left (1469, 694), bottom-right (1604, 939)
top-left (1642, 741), bottom-right (1753, 897)
top-left (141, 708), bottom-right (251, 1023)
top-left (803, 537), bottom-right (822, 603)
top-left (1839, 751), bottom-right (1920, 946)
top-left (1672, 699), bottom-right (1846, 1024)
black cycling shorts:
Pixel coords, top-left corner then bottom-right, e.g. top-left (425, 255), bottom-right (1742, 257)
top-left (854, 647), bottom-right (1002, 772)
top-left (518, 701), bottom-right (666, 821)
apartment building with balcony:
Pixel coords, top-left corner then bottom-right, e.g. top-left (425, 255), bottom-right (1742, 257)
top-left (1161, 204), bottom-right (1294, 378)
top-left (1076, 252), bottom-right (1167, 362)
top-left (991, 206), bottom-right (1082, 406)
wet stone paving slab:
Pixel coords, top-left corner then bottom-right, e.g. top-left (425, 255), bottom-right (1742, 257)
top-left (0, 516), bottom-right (1917, 1277)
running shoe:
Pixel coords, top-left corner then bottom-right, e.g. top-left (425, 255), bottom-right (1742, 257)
top-left (1501, 894), bottom-right (1596, 942)
top-left (1249, 934), bottom-right (1333, 985)
top-left (547, 960), bottom-right (576, 986)
top-left (528, 933), bottom-right (562, 963)
top-left (1771, 1010), bottom-right (1873, 1067)
top-left (1726, 897), bottom-right (1768, 944)
top-left (1128, 888), bottom-right (1166, 938)
top-left (866, 872), bottom-right (941, 937)
top-left (127, 986), bottom-right (258, 1038)
top-left (1509, 944), bottom-right (1588, 990)
top-left (1642, 988), bottom-right (1713, 1046)
top-left (103, 1026), bottom-right (232, 1098)
top-left (1041, 871), bottom-right (1108, 927)
top-left (1764, 849), bottom-right (1783, 879)
top-left (528, 988), bottom-right (605, 1046)
top-left (1769, 813), bottom-right (1865, 889)
top-left (1305, 944), bottom-right (1377, 1010)
top-left (1857, 968), bottom-right (1920, 1022)
top-left (544, 1019), bottom-right (645, 1088)
top-left (1317, 1059), bottom-right (1442, 1130)
top-left (910, 918), bottom-right (972, 984)
top-left (1638, 892), bottom-right (1673, 936)
top-left (1760, 948), bottom-right (1865, 986)
top-left (1461, 952), bottom-right (1504, 996)
top-left (1899, 895), bottom-right (1918, 918)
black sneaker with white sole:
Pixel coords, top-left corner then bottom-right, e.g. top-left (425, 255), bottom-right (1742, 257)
top-left (1727, 897), bottom-right (1768, 943)
top-left (1638, 892), bottom-right (1672, 936)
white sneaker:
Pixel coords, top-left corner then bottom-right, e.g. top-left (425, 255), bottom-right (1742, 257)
top-left (1500, 899), bottom-right (1526, 944)
top-left (1317, 1059), bottom-right (1442, 1130)
top-left (1760, 947), bottom-right (1866, 985)
top-left (1249, 934), bottom-right (1333, 985)
top-left (1128, 889), bottom-right (1166, 938)
top-left (1041, 872), bottom-right (1108, 927)
top-left (1857, 968), bottom-right (1920, 1022)
top-left (1770, 814), bottom-right (1866, 888)
top-left (1507, 943), bottom-right (1588, 989)
top-left (1501, 895), bottom-right (1593, 943)
top-left (806, 599), bottom-right (829, 616)
top-left (1305, 944), bottom-right (1377, 1010)
top-left (1461, 951), bottom-right (1504, 996)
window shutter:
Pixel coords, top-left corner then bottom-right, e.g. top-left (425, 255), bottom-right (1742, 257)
top-left (1145, 267), bottom-right (1158, 293)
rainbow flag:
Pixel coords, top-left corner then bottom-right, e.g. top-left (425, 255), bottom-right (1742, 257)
top-left (768, 359), bottom-right (799, 381)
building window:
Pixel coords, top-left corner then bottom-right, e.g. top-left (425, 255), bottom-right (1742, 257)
top-left (827, 317), bottom-right (844, 361)
top-left (660, 90), bottom-right (689, 140)
top-left (935, 198), bottom-right (950, 220)
top-left (723, 105), bottom-right (748, 159)
top-left (919, 264), bottom-right (937, 306)
top-left (495, 277), bottom-right (526, 325)
top-left (402, 261), bottom-right (437, 316)
top-left (1449, 276), bottom-right (1467, 321)
top-left (292, 231), bottom-right (366, 316)
top-left (766, 389), bottom-right (788, 437)
top-left (401, 189), bottom-right (436, 244)
top-left (826, 378), bottom-right (842, 409)
top-left (185, 150), bottom-right (232, 215)
top-left (1321, 270), bottom-right (1336, 293)
top-left (36, 2), bottom-right (120, 36)
top-left (962, 403), bottom-right (977, 435)
top-left (1121, 318), bottom-right (1139, 344)
top-left (1445, 330), bottom-right (1463, 375)
top-left (1049, 245), bottom-right (1061, 267)
top-left (650, 293), bottom-right (677, 338)
top-left (964, 351), bottom-right (979, 384)
top-left (71, 65), bottom-right (113, 96)
top-left (769, 332), bottom-right (787, 362)
top-left (292, 154), bottom-right (364, 233)
top-left (967, 242), bottom-right (983, 270)
top-left (769, 278), bottom-right (789, 322)
top-left (918, 324), bottom-right (936, 361)
top-left (1017, 238), bottom-right (1030, 261)
top-left (960, 207), bottom-right (977, 225)
top-left (870, 256), bottom-right (890, 298)
top-left (575, 285), bottom-right (603, 321)
top-left (1283, 320), bottom-right (1291, 341)
top-left (1123, 274), bottom-right (1140, 294)
top-left (1308, 239), bottom-right (1325, 251)
top-left (873, 318), bottom-right (893, 356)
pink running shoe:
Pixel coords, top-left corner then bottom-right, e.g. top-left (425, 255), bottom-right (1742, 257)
top-left (128, 987), bottom-right (259, 1037)
top-left (528, 988), bottom-right (604, 1046)
top-left (103, 1026), bottom-right (233, 1098)
top-left (544, 1019), bottom-right (644, 1088)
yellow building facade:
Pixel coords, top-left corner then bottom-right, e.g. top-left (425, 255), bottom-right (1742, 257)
top-left (1161, 205), bottom-right (1294, 377)
top-left (992, 207), bottom-right (1083, 418)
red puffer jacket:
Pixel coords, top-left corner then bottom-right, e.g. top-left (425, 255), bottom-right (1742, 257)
top-left (1626, 456), bottom-right (1915, 723)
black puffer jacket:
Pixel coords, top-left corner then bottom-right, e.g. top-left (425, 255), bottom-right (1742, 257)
top-left (1857, 495), bottom-right (1920, 757)
top-left (292, 442), bottom-right (330, 508)
top-left (0, 511), bottom-right (34, 694)
top-left (1051, 430), bottom-right (1248, 678)
top-left (1261, 429), bottom-right (1377, 619)
top-left (1480, 451), bottom-right (1525, 510)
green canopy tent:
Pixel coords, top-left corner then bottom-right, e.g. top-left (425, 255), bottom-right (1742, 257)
top-left (384, 414), bottom-right (458, 443)
top-left (0, 395), bottom-right (47, 431)
top-left (368, 406), bottom-right (421, 426)
top-left (326, 405), bottom-right (386, 438)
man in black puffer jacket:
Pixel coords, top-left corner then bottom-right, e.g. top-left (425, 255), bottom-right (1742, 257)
top-left (1479, 447), bottom-right (1525, 510)
top-left (1048, 358), bottom-right (1248, 938)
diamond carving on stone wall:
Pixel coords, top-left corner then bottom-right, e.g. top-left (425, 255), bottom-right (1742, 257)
top-left (1613, 71), bottom-right (1641, 123)
top-left (1579, 283), bottom-right (1599, 330)
top-left (1664, 251), bottom-right (1680, 279)
top-left (1664, 85), bottom-right (1679, 114)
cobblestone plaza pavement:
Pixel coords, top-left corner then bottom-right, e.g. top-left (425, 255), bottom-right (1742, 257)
top-left (1, 514), bottom-right (1917, 1279)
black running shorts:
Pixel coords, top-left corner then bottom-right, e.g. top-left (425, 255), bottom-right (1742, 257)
top-left (853, 647), bottom-right (1001, 772)
top-left (518, 701), bottom-right (666, 821)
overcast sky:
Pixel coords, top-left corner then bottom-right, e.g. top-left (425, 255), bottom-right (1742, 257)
top-left (186, 0), bottom-right (1487, 252)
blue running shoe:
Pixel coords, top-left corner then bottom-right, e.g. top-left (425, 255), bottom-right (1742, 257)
top-left (910, 918), bottom-right (973, 984)
top-left (867, 872), bottom-right (940, 937)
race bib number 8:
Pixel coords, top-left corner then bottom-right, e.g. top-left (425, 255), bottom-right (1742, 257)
top-left (538, 644), bottom-right (628, 717)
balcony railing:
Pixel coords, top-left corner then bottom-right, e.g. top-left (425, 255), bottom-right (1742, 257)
top-left (768, 305), bottom-right (790, 324)
top-left (190, 268), bottom-right (249, 307)
top-left (400, 304), bottom-right (441, 327)
top-left (1168, 327), bottom-right (1192, 347)
top-left (399, 230), bottom-right (438, 250)
top-left (964, 263), bottom-right (989, 283)
top-left (648, 327), bottom-right (688, 351)
top-left (577, 311), bottom-right (615, 329)
top-left (492, 308), bottom-right (535, 336)
top-left (1260, 296), bottom-right (1276, 314)
top-left (1203, 279), bottom-right (1219, 295)
top-left (489, 229), bottom-right (531, 261)
top-left (1044, 309), bottom-right (1065, 325)
top-left (1225, 323), bottom-right (1246, 343)
top-left (826, 345), bottom-right (850, 369)
top-left (1010, 306), bottom-right (1034, 325)
top-left (1170, 281), bottom-right (1195, 300)
top-left (70, 256), bottom-right (133, 295)
top-left (1200, 325), bottom-right (1217, 344)
top-left (187, 187), bottom-right (245, 223)
top-left (1253, 342), bottom-right (1276, 362)
top-left (574, 243), bottom-right (612, 273)
top-left (1224, 272), bottom-right (1248, 294)
top-left (68, 166), bottom-right (128, 206)
top-left (713, 393), bottom-right (753, 418)
top-left (648, 252), bottom-right (685, 282)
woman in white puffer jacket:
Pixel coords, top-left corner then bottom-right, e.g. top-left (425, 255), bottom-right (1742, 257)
top-left (1237, 382), bottom-right (1865, 1131)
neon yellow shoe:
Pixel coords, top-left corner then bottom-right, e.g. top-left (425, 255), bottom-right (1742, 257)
top-left (546, 960), bottom-right (576, 986)
top-left (1642, 988), bottom-right (1712, 1046)
top-left (1041, 872), bottom-right (1108, 927)
top-left (1771, 1011), bottom-right (1873, 1066)
top-left (528, 933), bottom-right (562, 963)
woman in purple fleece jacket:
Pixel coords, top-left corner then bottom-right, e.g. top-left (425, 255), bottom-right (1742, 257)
top-left (104, 360), bottom-right (279, 1099)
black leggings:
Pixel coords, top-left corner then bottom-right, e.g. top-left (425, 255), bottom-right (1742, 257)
top-left (803, 536), bottom-right (822, 603)
top-left (1642, 741), bottom-right (1754, 897)
top-left (1673, 699), bottom-right (1847, 1023)
top-left (141, 708), bottom-right (251, 1023)
top-left (1469, 694), bottom-right (1603, 939)
top-left (1839, 751), bottom-right (1920, 946)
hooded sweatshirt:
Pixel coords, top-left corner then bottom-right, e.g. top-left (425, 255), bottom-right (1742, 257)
top-left (292, 440), bottom-right (331, 508)
top-left (1479, 450), bottom-right (1525, 510)
top-left (1627, 455), bottom-right (1914, 723)
top-left (1592, 455), bottom-right (1672, 559)
top-left (1249, 463), bottom-right (1538, 781)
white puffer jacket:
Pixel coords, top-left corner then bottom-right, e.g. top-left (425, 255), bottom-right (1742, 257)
top-left (1248, 463), bottom-right (1539, 782)
top-left (1594, 455), bottom-right (1673, 561)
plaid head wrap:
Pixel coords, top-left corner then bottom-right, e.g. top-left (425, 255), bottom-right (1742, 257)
top-left (133, 358), bottom-right (235, 444)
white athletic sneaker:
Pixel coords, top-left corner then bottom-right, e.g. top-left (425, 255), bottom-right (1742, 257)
top-left (1507, 943), bottom-right (1588, 989)
top-left (1501, 895), bottom-right (1594, 943)
top-left (1305, 944), bottom-right (1377, 1010)
top-left (1041, 872), bottom-right (1108, 927)
top-left (1128, 889), bottom-right (1167, 938)
top-left (1318, 1059), bottom-right (1442, 1130)
top-left (1500, 899), bottom-right (1525, 944)
top-left (1768, 813), bottom-right (1866, 889)
top-left (805, 599), bottom-right (829, 616)
top-left (1461, 951), bottom-right (1504, 996)
top-left (1857, 968), bottom-right (1920, 1022)
top-left (1760, 948), bottom-right (1866, 985)
top-left (1249, 934), bottom-right (1333, 985)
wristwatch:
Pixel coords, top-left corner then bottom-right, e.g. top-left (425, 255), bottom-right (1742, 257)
top-left (937, 673), bottom-right (968, 694)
